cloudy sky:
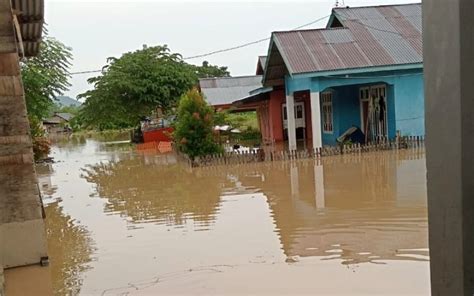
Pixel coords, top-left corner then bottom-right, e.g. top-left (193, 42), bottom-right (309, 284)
top-left (45, 0), bottom-right (420, 99)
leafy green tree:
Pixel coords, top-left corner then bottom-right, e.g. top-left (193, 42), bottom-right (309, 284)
top-left (192, 61), bottom-right (230, 78)
top-left (21, 36), bottom-right (73, 120)
top-left (174, 89), bottom-right (221, 159)
top-left (77, 45), bottom-right (196, 130)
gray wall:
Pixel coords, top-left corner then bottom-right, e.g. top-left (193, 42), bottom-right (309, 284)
top-left (424, 0), bottom-right (474, 294)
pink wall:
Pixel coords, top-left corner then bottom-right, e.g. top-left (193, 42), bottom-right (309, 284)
top-left (257, 89), bottom-right (315, 147)
top-left (269, 89), bottom-right (285, 141)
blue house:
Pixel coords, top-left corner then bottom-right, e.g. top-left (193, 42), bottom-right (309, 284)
top-left (238, 3), bottom-right (423, 150)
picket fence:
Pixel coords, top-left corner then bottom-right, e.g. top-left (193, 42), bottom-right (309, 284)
top-left (177, 135), bottom-right (425, 167)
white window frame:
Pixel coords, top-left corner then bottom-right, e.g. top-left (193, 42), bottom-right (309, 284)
top-left (321, 91), bottom-right (333, 134)
top-left (282, 102), bottom-right (305, 129)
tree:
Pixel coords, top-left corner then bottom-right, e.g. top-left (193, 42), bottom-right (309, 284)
top-left (173, 89), bottom-right (221, 159)
top-left (77, 45), bottom-right (197, 130)
top-left (21, 36), bottom-right (73, 120)
top-left (192, 61), bottom-right (230, 78)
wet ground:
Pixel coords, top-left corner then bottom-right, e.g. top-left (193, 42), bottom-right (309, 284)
top-left (29, 135), bottom-right (429, 295)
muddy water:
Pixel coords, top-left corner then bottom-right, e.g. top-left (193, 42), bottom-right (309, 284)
top-left (38, 136), bottom-right (429, 295)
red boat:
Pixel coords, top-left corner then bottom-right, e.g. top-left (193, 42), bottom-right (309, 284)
top-left (143, 126), bottom-right (173, 143)
top-left (139, 118), bottom-right (173, 143)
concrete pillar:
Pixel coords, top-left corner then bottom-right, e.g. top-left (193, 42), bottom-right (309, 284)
top-left (423, 0), bottom-right (474, 295)
top-left (310, 91), bottom-right (322, 149)
top-left (285, 93), bottom-right (297, 151)
top-left (0, 9), bottom-right (48, 269)
top-left (314, 161), bottom-right (325, 209)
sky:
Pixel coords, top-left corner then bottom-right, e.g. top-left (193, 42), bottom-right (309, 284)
top-left (45, 0), bottom-right (420, 99)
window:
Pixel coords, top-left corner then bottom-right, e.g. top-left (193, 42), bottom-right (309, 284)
top-left (321, 92), bottom-right (333, 133)
top-left (296, 105), bottom-right (303, 119)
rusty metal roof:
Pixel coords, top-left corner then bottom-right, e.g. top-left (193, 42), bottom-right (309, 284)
top-left (256, 56), bottom-right (267, 75)
top-left (199, 75), bottom-right (263, 107)
top-left (266, 3), bottom-right (421, 82)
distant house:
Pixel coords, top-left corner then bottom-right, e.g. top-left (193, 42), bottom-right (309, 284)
top-left (43, 112), bottom-right (74, 133)
top-left (234, 3), bottom-right (423, 150)
top-left (199, 75), bottom-right (263, 110)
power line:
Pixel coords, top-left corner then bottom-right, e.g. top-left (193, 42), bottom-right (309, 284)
top-left (69, 14), bottom-right (331, 75)
top-left (70, 69), bottom-right (102, 75)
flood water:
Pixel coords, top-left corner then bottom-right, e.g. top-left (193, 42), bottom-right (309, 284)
top-left (37, 135), bottom-right (429, 295)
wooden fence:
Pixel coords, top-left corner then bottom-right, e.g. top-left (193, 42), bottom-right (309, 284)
top-left (178, 136), bottom-right (425, 167)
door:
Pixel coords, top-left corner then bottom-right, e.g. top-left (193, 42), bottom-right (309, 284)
top-left (282, 102), bottom-right (305, 129)
top-left (360, 85), bottom-right (388, 142)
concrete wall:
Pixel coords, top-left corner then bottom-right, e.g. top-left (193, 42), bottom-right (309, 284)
top-left (282, 68), bottom-right (424, 146)
top-left (0, 2), bottom-right (48, 269)
top-left (424, 0), bottom-right (474, 294)
top-left (393, 74), bottom-right (425, 136)
top-left (268, 89), bottom-right (285, 142)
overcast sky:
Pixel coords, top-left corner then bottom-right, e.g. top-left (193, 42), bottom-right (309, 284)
top-left (45, 0), bottom-right (420, 99)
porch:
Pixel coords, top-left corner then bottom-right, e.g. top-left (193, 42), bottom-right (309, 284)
top-left (282, 70), bottom-right (424, 151)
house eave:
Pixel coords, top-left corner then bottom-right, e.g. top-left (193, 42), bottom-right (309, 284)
top-left (292, 63), bottom-right (424, 80)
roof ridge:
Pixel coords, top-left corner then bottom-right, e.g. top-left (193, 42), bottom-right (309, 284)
top-left (333, 2), bottom-right (420, 11)
top-left (273, 27), bottom-right (349, 35)
top-left (199, 75), bottom-right (262, 81)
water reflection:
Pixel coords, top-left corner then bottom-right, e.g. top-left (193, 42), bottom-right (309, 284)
top-left (44, 201), bottom-right (94, 295)
top-left (81, 157), bottom-right (224, 228)
top-left (231, 151), bottom-right (428, 264)
top-left (39, 138), bottom-right (429, 295)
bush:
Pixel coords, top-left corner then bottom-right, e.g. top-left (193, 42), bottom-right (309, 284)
top-left (32, 136), bottom-right (51, 160)
top-left (29, 116), bottom-right (51, 160)
top-left (173, 89), bottom-right (221, 159)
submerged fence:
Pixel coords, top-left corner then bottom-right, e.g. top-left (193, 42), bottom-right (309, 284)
top-left (178, 136), bottom-right (425, 167)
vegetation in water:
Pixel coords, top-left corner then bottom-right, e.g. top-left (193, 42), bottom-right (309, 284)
top-left (173, 89), bottom-right (222, 159)
top-left (214, 111), bottom-right (261, 142)
top-left (29, 116), bottom-right (51, 160)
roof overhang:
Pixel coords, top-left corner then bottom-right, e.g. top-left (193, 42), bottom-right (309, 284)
top-left (232, 87), bottom-right (272, 109)
top-left (262, 36), bottom-right (290, 88)
top-left (292, 62), bottom-right (424, 80)
top-left (0, 0), bottom-right (45, 57)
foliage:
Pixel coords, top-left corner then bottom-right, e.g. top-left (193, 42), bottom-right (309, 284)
top-left (77, 45), bottom-right (197, 130)
top-left (53, 104), bottom-right (82, 116)
top-left (29, 116), bottom-right (51, 160)
top-left (21, 36), bottom-right (73, 120)
top-left (191, 61), bottom-right (230, 78)
top-left (226, 111), bottom-right (259, 130)
top-left (173, 89), bottom-right (221, 159)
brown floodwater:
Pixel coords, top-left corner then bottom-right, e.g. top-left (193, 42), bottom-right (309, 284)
top-left (35, 135), bottom-right (429, 295)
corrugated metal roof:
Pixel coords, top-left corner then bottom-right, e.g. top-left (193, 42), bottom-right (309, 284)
top-left (55, 112), bottom-right (73, 121)
top-left (11, 0), bottom-right (44, 57)
top-left (256, 56), bottom-right (267, 75)
top-left (199, 76), bottom-right (263, 106)
top-left (268, 3), bottom-right (421, 78)
top-left (259, 56), bottom-right (267, 69)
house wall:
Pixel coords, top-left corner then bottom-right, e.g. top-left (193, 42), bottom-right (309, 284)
top-left (321, 85), bottom-right (362, 145)
top-left (282, 68), bottom-right (424, 146)
top-left (392, 74), bottom-right (425, 136)
top-left (0, 21), bottom-right (48, 269)
top-left (268, 89), bottom-right (285, 142)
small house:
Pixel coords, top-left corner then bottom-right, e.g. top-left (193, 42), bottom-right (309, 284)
top-left (234, 3), bottom-right (424, 150)
top-left (43, 112), bottom-right (74, 133)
